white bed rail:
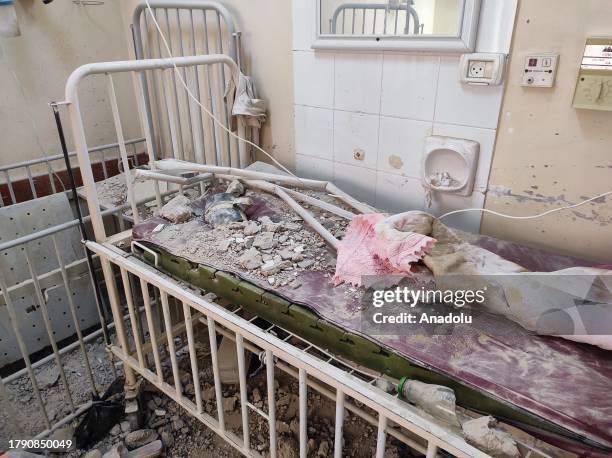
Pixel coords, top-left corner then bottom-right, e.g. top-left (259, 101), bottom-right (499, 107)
top-left (131, 1), bottom-right (243, 165)
top-left (88, 240), bottom-right (490, 458)
top-left (65, 54), bottom-right (247, 241)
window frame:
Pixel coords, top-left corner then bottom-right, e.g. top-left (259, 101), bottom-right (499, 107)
top-left (312, 0), bottom-right (482, 53)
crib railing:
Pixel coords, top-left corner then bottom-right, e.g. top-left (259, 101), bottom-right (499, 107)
top-left (88, 240), bottom-right (489, 458)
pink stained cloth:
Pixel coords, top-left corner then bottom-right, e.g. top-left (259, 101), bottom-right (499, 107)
top-left (333, 213), bottom-right (436, 287)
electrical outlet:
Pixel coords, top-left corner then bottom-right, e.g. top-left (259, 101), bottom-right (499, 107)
top-left (468, 61), bottom-right (487, 78)
top-left (459, 53), bottom-right (506, 86)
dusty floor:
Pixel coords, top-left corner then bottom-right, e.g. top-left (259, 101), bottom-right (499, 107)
top-left (1, 329), bottom-right (410, 458)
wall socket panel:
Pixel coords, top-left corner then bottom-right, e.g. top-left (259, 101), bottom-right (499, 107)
top-left (521, 53), bottom-right (559, 87)
top-left (459, 53), bottom-right (506, 86)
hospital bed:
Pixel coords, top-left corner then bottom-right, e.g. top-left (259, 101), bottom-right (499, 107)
top-left (60, 3), bottom-right (612, 457)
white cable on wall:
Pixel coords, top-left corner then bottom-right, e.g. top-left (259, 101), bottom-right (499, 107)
top-left (438, 190), bottom-right (612, 221)
top-left (144, 1), bottom-right (612, 224)
top-left (143, 0), bottom-right (298, 180)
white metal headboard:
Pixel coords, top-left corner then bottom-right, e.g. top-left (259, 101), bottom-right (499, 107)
top-left (131, 1), bottom-right (242, 166)
top-left (65, 54), bottom-right (246, 243)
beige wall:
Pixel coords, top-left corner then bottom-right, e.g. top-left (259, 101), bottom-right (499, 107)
top-left (119, 0), bottom-right (295, 170)
top-left (0, 0), bottom-right (138, 173)
top-left (482, 0), bottom-right (612, 262)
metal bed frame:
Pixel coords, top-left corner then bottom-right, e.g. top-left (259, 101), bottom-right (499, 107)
top-left (330, 1), bottom-right (421, 35)
top-left (131, 0), bottom-right (255, 168)
top-left (61, 52), bottom-right (503, 457)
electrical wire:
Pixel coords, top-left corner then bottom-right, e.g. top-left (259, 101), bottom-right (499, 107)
top-left (143, 0), bottom-right (299, 180)
top-left (143, 2), bottom-right (612, 223)
top-left (438, 190), bottom-right (612, 221)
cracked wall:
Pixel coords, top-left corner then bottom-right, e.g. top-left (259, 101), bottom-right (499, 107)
top-left (482, 0), bottom-right (612, 263)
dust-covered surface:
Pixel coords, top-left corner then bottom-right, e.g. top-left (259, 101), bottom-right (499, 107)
top-left (0, 336), bottom-right (120, 452)
top-left (58, 331), bottom-right (410, 458)
top-left (131, 182), bottom-right (612, 450)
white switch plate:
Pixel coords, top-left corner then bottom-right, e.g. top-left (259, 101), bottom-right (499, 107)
top-left (521, 53), bottom-right (559, 87)
top-left (459, 53), bottom-right (506, 86)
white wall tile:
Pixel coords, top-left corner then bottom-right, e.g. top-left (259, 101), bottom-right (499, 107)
top-left (428, 191), bottom-right (486, 234)
top-left (375, 172), bottom-right (428, 214)
top-left (295, 154), bottom-right (334, 181)
top-left (292, 0), bottom-right (314, 51)
top-left (434, 56), bottom-right (505, 129)
top-left (333, 110), bottom-right (379, 169)
top-left (334, 163), bottom-right (377, 206)
top-left (381, 54), bottom-right (440, 121)
top-left (294, 105), bottom-right (334, 160)
top-left (294, 51), bottom-right (334, 108)
top-left (334, 53), bottom-right (383, 114)
top-left (377, 116), bottom-right (432, 178)
top-left (432, 123), bottom-right (498, 192)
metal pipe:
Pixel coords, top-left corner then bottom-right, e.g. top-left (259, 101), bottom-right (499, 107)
top-left (0, 138), bottom-right (145, 173)
top-left (236, 333), bottom-right (250, 452)
top-left (266, 349), bottom-right (277, 458)
top-left (140, 279), bottom-right (163, 381)
top-left (299, 368), bottom-right (307, 458)
top-left (183, 302), bottom-right (203, 413)
top-left (375, 415), bottom-right (388, 458)
top-left (160, 291), bottom-right (182, 398)
top-left (207, 317), bottom-right (225, 432)
top-left (334, 389), bottom-right (345, 458)
top-left (50, 103), bottom-right (113, 346)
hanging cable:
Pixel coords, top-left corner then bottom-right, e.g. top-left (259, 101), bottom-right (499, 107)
top-left (439, 190), bottom-right (612, 221)
top-left (143, 0), bottom-right (299, 180)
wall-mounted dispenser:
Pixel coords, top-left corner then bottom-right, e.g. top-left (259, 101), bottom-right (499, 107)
top-left (422, 136), bottom-right (480, 197)
top-left (573, 37), bottom-right (612, 111)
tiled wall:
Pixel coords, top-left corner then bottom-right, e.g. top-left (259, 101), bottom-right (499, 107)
top-left (292, 0), bottom-right (517, 233)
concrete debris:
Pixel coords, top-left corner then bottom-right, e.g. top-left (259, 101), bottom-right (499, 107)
top-left (238, 247), bottom-right (263, 270)
top-left (159, 195), bottom-right (192, 223)
top-left (222, 396), bottom-right (237, 412)
top-left (462, 416), bottom-right (520, 458)
top-left (259, 215), bottom-right (281, 232)
top-left (226, 179), bottom-right (245, 197)
top-left (126, 440), bottom-right (163, 458)
top-left (283, 222), bottom-right (301, 231)
top-left (243, 220), bottom-right (261, 236)
top-left (216, 239), bottom-right (232, 251)
top-left (124, 429), bottom-right (158, 450)
top-left (252, 231), bottom-right (276, 250)
top-left (101, 442), bottom-right (126, 458)
top-left (297, 259), bottom-right (315, 269)
top-left (83, 450), bottom-right (103, 458)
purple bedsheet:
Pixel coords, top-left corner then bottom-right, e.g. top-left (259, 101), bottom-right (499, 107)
top-left (133, 206), bottom-right (612, 451)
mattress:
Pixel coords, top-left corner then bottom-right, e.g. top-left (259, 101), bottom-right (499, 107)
top-left (131, 182), bottom-right (612, 456)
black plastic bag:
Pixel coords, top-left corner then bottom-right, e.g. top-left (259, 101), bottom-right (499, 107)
top-left (75, 377), bottom-right (125, 449)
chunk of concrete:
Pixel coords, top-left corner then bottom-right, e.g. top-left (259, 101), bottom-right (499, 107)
top-left (252, 231), bottom-right (276, 250)
top-left (124, 429), bottom-right (158, 451)
top-left (239, 247), bottom-right (263, 270)
top-left (160, 195), bottom-right (192, 223)
top-left (226, 180), bottom-right (245, 197)
top-left (243, 221), bottom-right (261, 236)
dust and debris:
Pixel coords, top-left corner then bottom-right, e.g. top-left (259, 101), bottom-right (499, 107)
top-left (147, 187), bottom-right (351, 291)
